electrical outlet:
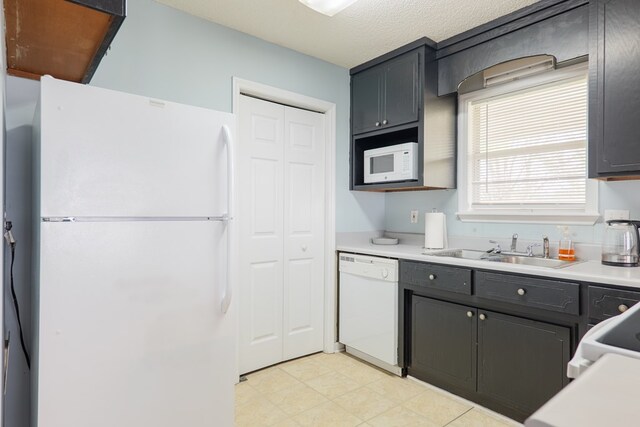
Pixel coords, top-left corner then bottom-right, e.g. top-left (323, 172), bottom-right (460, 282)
top-left (410, 210), bottom-right (419, 224)
top-left (604, 209), bottom-right (630, 222)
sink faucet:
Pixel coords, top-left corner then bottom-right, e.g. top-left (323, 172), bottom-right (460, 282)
top-left (511, 233), bottom-right (518, 252)
top-left (543, 236), bottom-right (550, 259)
top-left (487, 240), bottom-right (502, 254)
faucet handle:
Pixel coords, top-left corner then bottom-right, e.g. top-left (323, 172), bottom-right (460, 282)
top-left (526, 243), bottom-right (541, 257)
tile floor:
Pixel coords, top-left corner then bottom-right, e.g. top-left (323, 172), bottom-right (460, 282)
top-left (235, 352), bottom-right (522, 427)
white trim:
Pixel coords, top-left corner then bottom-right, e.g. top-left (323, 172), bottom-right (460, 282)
top-left (456, 211), bottom-right (601, 225)
top-left (231, 77), bottom-right (338, 357)
top-left (456, 62), bottom-right (599, 225)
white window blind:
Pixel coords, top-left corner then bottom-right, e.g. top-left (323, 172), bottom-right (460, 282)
top-left (467, 74), bottom-right (588, 209)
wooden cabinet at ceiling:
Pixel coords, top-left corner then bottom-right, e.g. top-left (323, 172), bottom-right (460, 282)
top-left (4, 0), bottom-right (126, 83)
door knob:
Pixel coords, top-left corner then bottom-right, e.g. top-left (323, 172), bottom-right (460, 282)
top-left (466, 311), bottom-right (474, 318)
top-left (619, 304), bottom-right (629, 313)
top-left (381, 268), bottom-right (389, 278)
top-left (517, 288), bottom-right (526, 296)
top-left (428, 274), bottom-right (436, 280)
top-left (375, 121), bottom-right (381, 127)
top-left (479, 314), bottom-right (486, 320)
top-left (382, 119), bottom-right (388, 125)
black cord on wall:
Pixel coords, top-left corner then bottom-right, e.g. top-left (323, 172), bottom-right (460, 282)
top-left (6, 221), bottom-right (30, 369)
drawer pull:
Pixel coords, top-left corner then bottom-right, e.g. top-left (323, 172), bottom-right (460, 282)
top-left (479, 313), bottom-right (486, 321)
top-left (466, 311), bottom-right (474, 318)
top-left (517, 288), bottom-right (526, 296)
top-left (375, 121), bottom-right (381, 127)
top-left (428, 274), bottom-right (436, 280)
top-left (382, 119), bottom-right (388, 125)
top-left (619, 304), bottom-right (629, 313)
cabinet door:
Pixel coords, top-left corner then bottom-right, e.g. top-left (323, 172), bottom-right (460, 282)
top-left (477, 310), bottom-right (570, 417)
top-left (383, 51), bottom-right (420, 129)
top-left (590, 0), bottom-right (640, 176)
top-left (410, 296), bottom-right (477, 392)
top-left (351, 67), bottom-right (382, 135)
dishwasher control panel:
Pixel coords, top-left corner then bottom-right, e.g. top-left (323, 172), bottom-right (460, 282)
top-left (339, 253), bottom-right (398, 282)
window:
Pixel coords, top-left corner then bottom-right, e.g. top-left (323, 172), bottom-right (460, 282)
top-left (457, 63), bottom-right (599, 224)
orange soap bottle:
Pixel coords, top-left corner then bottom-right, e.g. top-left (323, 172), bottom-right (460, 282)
top-left (558, 226), bottom-right (575, 261)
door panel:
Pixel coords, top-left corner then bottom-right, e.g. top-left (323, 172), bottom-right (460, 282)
top-left (283, 106), bottom-right (325, 360)
top-left (477, 310), bottom-right (571, 415)
top-left (383, 51), bottom-right (420, 128)
top-left (238, 96), bottom-right (284, 373)
top-left (410, 296), bottom-right (477, 392)
top-left (37, 221), bottom-right (234, 427)
top-left (339, 273), bottom-right (398, 365)
top-left (351, 67), bottom-right (382, 134)
top-left (592, 0), bottom-right (640, 174)
top-left (39, 77), bottom-right (232, 218)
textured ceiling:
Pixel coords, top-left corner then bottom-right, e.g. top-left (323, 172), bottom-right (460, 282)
top-left (155, 0), bottom-right (541, 68)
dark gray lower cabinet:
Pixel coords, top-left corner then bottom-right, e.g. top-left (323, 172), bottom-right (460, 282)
top-left (411, 296), bottom-right (477, 392)
top-left (477, 310), bottom-right (571, 415)
top-left (409, 296), bottom-right (571, 421)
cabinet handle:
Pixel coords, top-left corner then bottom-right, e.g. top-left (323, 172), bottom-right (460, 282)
top-left (619, 304), bottom-right (629, 313)
top-left (466, 311), bottom-right (474, 318)
top-left (382, 119), bottom-right (388, 125)
top-left (428, 274), bottom-right (436, 280)
top-left (479, 313), bottom-right (486, 320)
top-left (517, 288), bottom-right (526, 296)
top-left (375, 121), bottom-right (381, 127)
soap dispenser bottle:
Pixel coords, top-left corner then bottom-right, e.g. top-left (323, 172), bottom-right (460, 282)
top-left (558, 226), bottom-right (575, 261)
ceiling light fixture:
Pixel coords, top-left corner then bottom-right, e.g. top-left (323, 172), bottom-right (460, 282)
top-left (299, 0), bottom-right (360, 16)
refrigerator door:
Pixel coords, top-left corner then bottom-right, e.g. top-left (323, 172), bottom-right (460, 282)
top-left (36, 221), bottom-right (234, 427)
top-left (39, 76), bottom-right (233, 218)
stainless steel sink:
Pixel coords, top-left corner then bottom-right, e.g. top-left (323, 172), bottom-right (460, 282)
top-left (492, 255), bottom-right (580, 269)
top-left (429, 249), bottom-right (581, 269)
top-left (428, 249), bottom-right (492, 261)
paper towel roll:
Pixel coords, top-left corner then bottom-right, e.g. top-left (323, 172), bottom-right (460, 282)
top-left (425, 212), bottom-right (447, 249)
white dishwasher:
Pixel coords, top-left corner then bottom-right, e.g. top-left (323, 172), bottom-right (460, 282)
top-left (339, 253), bottom-right (401, 375)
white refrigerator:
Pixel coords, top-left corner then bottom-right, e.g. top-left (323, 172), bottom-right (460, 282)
top-left (32, 76), bottom-right (236, 426)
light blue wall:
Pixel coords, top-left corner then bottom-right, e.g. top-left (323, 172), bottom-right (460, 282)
top-left (90, 0), bottom-right (385, 232)
top-left (385, 180), bottom-right (640, 244)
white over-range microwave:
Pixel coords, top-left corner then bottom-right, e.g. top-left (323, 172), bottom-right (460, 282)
top-left (364, 142), bottom-right (419, 184)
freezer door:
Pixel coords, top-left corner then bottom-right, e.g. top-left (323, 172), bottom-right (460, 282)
top-left (36, 221), bottom-right (234, 427)
top-left (39, 76), bottom-right (233, 217)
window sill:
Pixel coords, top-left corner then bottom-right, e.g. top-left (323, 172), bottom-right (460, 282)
top-left (456, 211), bottom-right (601, 225)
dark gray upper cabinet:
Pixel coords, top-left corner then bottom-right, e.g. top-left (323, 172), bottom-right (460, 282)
top-left (589, 0), bottom-right (640, 178)
top-left (349, 39), bottom-right (456, 191)
top-left (351, 50), bottom-right (420, 135)
top-left (351, 67), bottom-right (383, 135)
top-left (477, 310), bottom-right (571, 417)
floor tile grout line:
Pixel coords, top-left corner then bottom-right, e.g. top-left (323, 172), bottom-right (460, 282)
top-left (443, 406), bottom-right (475, 426)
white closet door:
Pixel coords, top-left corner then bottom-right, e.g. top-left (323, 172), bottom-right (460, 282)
top-left (238, 95), bottom-right (326, 374)
top-left (283, 106), bottom-right (325, 360)
top-left (238, 96), bottom-right (285, 374)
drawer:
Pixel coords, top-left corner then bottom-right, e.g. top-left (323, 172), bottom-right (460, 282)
top-left (400, 261), bottom-right (471, 295)
top-left (588, 286), bottom-right (640, 321)
top-left (475, 271), bottom-right (579, 315)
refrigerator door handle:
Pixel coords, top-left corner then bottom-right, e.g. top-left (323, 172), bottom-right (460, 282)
top-left (221, 124), bottom-right (234, 314)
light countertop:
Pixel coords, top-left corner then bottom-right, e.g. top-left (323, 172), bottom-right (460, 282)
top-left (337, 238), bottom-right (640, 290)
top-left (525, 353), bottom-right (640, 427)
